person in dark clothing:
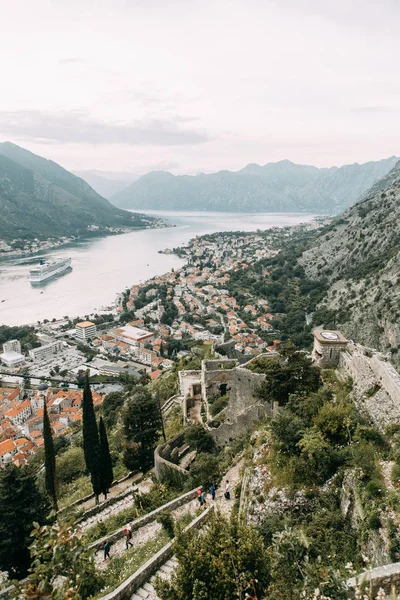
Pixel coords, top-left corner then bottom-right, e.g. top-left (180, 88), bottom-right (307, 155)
top-left (210, 484), bottom-right (216, 501)
top-left (104, 540), bottom-right (111, 561)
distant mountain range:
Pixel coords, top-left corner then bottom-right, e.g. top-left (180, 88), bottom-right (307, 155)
top-left (109, 157), bottom-right (399, 213)
top-left (0, 143), bottom-right (155, 243)
top-left (73, 170), bottom-right (139, 199)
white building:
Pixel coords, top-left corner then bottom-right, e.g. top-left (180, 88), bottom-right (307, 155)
top-left (3, 339), bottom-right (21, 354)
top-left (109, 323), bottom-right (154, 347)
top-left (5, 400), bottom-right (32, 426)
top-left (29, 340), bottom-right (64, 362)
top-left (0, 351), bottom-right (25, 368)
top-left (0, 340), bottom-right (25, 368)
top-left (75, 321), bottom-right (97, 341)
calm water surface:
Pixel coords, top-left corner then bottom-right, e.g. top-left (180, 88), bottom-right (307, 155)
top-left (0, 211), bottom-right (316, 326)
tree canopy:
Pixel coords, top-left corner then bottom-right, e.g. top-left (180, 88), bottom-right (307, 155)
top-left (249, 344), bottom-right (321, 406)
top-left (0, 465), bottom-right (49, 577)
top-left (81, 373), bottom-right (103, 500)
top-left (154, 512), bottom-right (269, 600)
top-left (123, 386), bottom-right (162, 471)
top-left (43, 402), bottom-right (57, 511)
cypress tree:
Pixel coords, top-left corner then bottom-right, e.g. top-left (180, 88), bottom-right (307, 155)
top-left (0, 465), bottom-right (49, 578)
top-left (82, 372), bottom-right (102, 502)
top-left (99, 416), bottom-right (114, 498)
top-left (123, 386), bottom-right (162, 471)
top-left (43, 401), bottom-right (58, 511)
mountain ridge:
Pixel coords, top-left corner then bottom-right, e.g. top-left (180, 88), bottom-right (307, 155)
top-left (73, 170), bottom-right (139, 199)
top-left (298, 158), bottom-right (400, 355)
top-left (110, 156), bottom-right (399, 213)
top-left (0, 142), bottom-right (155, 244)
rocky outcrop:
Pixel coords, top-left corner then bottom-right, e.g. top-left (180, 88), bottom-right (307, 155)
top-left (300, 160), bottom-right (400, 358)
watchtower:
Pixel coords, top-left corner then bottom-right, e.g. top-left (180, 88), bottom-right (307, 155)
top-left (312, 329), bottom-right (348, 367)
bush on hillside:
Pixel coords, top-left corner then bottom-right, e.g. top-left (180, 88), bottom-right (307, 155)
top-left (57, 446), bottom-right (87, 484)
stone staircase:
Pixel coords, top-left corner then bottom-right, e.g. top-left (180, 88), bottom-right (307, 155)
top-left (130, 557), bottom-right (178, 600)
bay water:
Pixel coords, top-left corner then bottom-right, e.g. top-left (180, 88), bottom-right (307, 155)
top-left (0, 211), bottom-right (316, 326)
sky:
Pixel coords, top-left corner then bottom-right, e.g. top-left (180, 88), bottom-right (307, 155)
top-left (0, 0), bottom-right (399, 176)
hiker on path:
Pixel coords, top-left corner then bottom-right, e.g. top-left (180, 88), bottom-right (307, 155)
top-left (210, 483), bottom-right (216, 501)
top-left (197, 487), bottom-right (202, 506)
top-left (124, 525), bottom-right (133, 550)
top-left (104, 540), bottom-right (111, 561)
top-left (200, 491), bottom-right (206, 507)
top-left (225, 480), bottom-right (231, 500)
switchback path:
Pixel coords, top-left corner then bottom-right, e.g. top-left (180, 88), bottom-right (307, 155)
top-left (128, 459), bottom-right (244, 600)
top-left (80, 478), bottom-right (153, 532)
top-left (79, 473), bottom-right (143, 512)
top-left (95, 497), bottom-right (199, 570)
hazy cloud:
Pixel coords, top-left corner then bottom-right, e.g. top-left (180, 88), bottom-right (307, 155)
top-left (0, 110), bottom-right (210, 146)
top-left (1, 0), bottom-right (400, 172)
top-left (351, 106), bottom-right (395, 114)
top-left (58, 57), bottom-right (85, 65)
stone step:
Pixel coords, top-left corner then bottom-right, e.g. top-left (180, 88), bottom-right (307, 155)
top-left (136, 588), bottom-right (150, 598)
top-left (131, 595), bottom-right (143, 600)
top-left (160, 564), bottom-right (173, 574)
top-left (151, 570), bottom-right (168, 582)
top-left (143, 582), bottom-right (154, 592)
top-left (165, 559), bottom-right (176, 568)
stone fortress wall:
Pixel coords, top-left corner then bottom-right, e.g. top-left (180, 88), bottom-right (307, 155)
top-left (311, 329), bottom-right (400, 431)
top-left (338, 341), bottom-right (400, 431)
top-left (177, 354), bottom-right (278, 447)
top-left (201, 359), bottom-right (238, 403)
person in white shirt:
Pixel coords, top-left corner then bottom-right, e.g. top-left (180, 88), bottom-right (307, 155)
top-left (225, 480), bottom-right (230, 500)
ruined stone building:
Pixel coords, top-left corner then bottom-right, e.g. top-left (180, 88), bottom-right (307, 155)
top-left (179, 356), bottom-right (277, 446)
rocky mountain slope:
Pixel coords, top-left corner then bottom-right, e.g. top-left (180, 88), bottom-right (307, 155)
top-left (110, 157), bottom-right (398, 213)
top-left (0, 142), bottom-right (154, 242)
top-left (300, 159), bottom-right (400, 354)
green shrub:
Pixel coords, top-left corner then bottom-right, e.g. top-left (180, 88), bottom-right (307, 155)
top-left (391, 463), bottom-right (400, 487)
top-left (57, 447), bottom-right (87, 484)
top-left (209, 395), bottom-right (229, 417)
top-left (184, 424), bottom-right (214, 453)
top-left (365, 480), bottom-right (383, 498)
top-left (354, 425), bottom-right (386, 448)
top-left (189, 453), bottom-right (220, 488)
top-left (271, 410), bottom-right (304, 455)
top-left (351, 443), bottom-right (380, 481)
top-left (368, 510), bottom-right (381, 530)
top-left (157, 511), bottom-right (175, 538)
top-left (314, 402), bottom-right (355, 445)
top-left (388, 519), bottom-right (400, 561)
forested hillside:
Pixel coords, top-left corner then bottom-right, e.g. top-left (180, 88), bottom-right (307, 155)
top-left (0, 142), bottom-right (155, 242)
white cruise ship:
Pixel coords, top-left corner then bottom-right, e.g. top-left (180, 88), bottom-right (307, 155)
top-left (29, 257), bottom-right (72, 283)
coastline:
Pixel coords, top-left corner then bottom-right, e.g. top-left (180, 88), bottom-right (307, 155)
top-left (0, 212), bottom-right (321, 327)
top-left (0, 219), bottom-right (170, 262)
